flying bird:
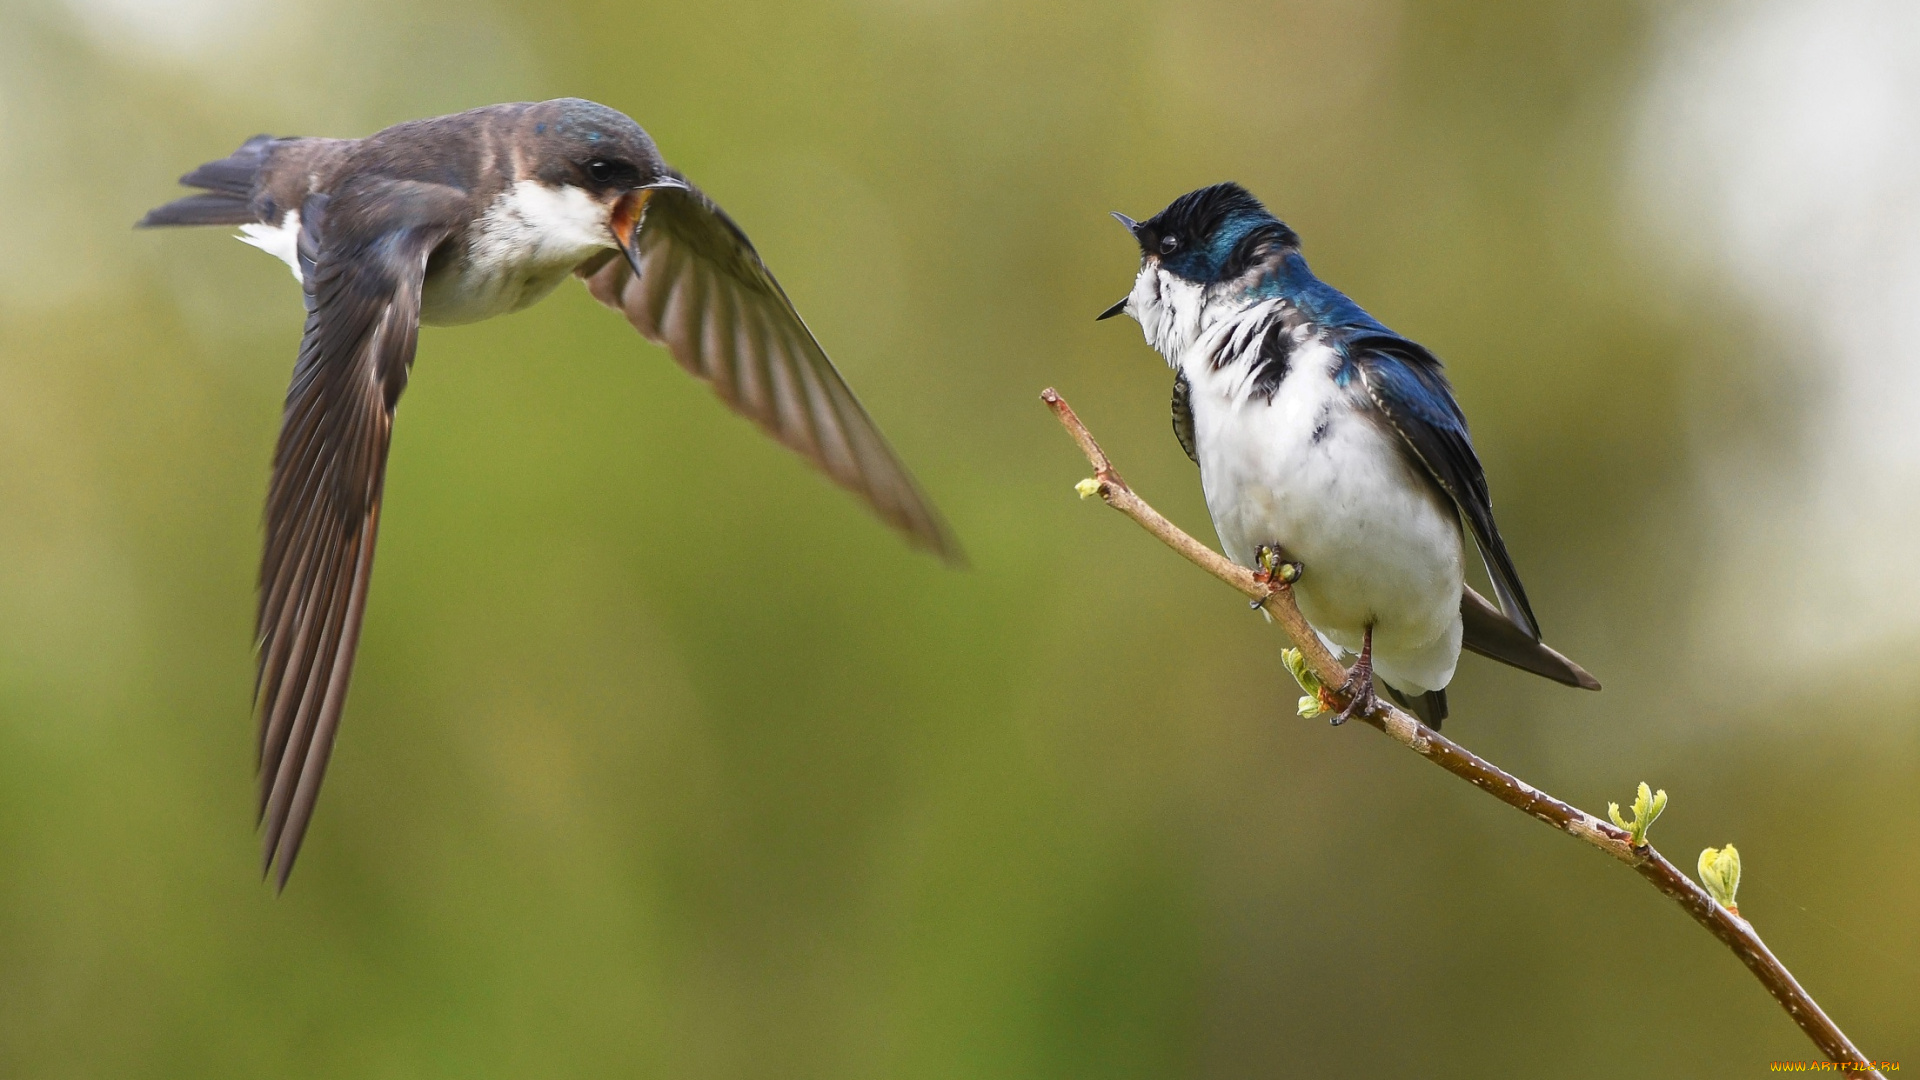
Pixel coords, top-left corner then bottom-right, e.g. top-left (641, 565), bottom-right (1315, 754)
top-left (1099, 183), bottom-right (1596, 726)
top-left (140, 98), bottom-right (961, 885)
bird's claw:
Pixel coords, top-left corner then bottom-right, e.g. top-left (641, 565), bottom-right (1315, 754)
top-left (1251, 546), bottom-right (1302, 609)
top-left (1331, 670), bottom-right (1377, 726)
top-left (1330, 625), bottom-right (1378, 725)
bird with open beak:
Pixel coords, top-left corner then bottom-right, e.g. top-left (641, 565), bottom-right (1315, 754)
top-left (140, 98), bottom-right (962, 886)
top-left (1099, 183), bottom-right (1598, 728)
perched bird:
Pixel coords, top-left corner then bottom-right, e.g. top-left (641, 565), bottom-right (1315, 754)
top-left (140, 98), bottom-right (961, 885)
top-left (1099, 183), bottom-right (1597, 726)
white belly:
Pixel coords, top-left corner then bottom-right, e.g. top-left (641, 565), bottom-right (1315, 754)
top-left (1186, 340), bottom-right (1465, 693)
top-left (421, 180), bottom-right (617, 326)
top-left (420, 253), bottom-right (581, 326)
top-left (235, 181), bottom-right (617, 327)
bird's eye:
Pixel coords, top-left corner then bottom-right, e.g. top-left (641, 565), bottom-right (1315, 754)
top-left (1159, 235), bottom-right (1180, 254)
top-left (586, 159), bottom-right (617, 184)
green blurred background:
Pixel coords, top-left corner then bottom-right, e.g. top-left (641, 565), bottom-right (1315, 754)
top-left (1, 0), bottom-right (1915, 1074)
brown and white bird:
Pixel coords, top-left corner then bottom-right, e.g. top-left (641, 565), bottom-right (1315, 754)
top-left (140, 98), bottom-right (961, 885)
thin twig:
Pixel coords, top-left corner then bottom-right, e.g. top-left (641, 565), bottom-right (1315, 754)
top-left (1042, 387), bottom-right (1882, 1076)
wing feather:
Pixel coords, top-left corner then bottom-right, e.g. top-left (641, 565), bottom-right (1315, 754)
top-left (254, 180), bottom-right (460, 887)
top-left (579, 182), bottom-right (961, 562)
top-left (1459, 586), bottom-right (1599, 689)
top-left (1350, 335), bottom-right (1541, 640)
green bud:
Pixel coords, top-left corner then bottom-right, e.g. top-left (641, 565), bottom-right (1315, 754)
top-left (1255, 546), bottom-right (1302, 584)
top-left (1282, 648), bottom-right (1324, 695)
top-left (1282, 649), bottom-right (1327, 718)
top-left (1606, 782), bottom-right (1667, 846)
top-left (1074, 478), bottom-right (1102, 499)
top-left (1698, 844), bottom-right (1742, 912)
top-left (1644, 784), bottom-right (1668, 825)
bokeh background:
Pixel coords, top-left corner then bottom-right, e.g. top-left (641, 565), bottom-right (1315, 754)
top-left (2, 0), bottom-right (1916, 1074)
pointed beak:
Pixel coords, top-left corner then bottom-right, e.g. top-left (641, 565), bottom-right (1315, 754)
top-left (610, 178), bottom-right (691, 279)
top-left (1098, 212), bottom-right (1141, 320)
top-left (609, 193), bottom-right (649, 278)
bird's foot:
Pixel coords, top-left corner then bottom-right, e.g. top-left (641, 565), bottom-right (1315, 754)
top-left (1331, 627), bottom-right (1378, 726)
top-left (1250, 546), bottom-right (1302, 610)
top-left (1332, 671), bottom-right (1377, 726)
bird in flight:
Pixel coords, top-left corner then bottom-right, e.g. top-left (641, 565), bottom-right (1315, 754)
top-left (1100, 183), bottom-right (1596, 726)
top-left (141, 98), bottom-right (961, 886)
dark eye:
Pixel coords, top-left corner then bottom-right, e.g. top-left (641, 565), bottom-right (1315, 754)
top-left (1159, 235), bottom-right (1180, 254)
top-left (586, 159), bottom-right (617, 184)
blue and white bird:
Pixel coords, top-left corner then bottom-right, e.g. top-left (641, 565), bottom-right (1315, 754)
top-left (1099, 183), bottom-right (1598, 726)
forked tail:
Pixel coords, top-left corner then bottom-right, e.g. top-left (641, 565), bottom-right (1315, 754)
top-left (137, 134), bottom-right (277, 228)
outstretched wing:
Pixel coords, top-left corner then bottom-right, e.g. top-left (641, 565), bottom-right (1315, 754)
top-left (1348, 334), bottom-right (1541, 640)
top-left (577, 181), bottom-right (962, 563)
top-left (255, 180), bottom-right (461, 887)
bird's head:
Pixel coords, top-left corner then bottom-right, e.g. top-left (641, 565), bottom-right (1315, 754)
top-left (1097, 183), bottom-right (1299, 325)
top-left (521, 98), bottom-right (687, 274)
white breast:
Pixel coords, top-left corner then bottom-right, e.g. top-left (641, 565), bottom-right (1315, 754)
top-left (1127, 262), bottom-right (1210, 362)
top-left (1129, 264), bottom-right (1466, 693)
top-left (420, 181), bottom-right (617, 326)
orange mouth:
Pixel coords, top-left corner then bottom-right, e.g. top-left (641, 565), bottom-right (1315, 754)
top-left (611, 188), bottom-right (656, 277)
top-left (612, 188), bottom-right (657, 245)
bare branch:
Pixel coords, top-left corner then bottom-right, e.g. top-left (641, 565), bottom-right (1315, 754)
top-left (1041, 387), bottom-right (1882, 1076)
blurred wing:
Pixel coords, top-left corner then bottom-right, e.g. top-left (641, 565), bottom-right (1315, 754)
top-left (1349, 334), bottom-right (1541, 639)
top-left (255, 185), bottom-right (456, 887)
top-left (577, 181), bottom-right (962, 563)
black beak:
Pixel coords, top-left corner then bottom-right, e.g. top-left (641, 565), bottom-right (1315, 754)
top-left (617, 226), bottom-right (646, 279)
top-left (612, 200), bottom-right (647, 279)
top-left (1097, 212), bottom-right (1142, 320)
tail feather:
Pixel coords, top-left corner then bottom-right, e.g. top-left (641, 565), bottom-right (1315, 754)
top-left (179, 135), bottom-right (274, 194)
top-left (139, 192), bottom-right (256, 227)
top-left (1384, 684), bottom-right (1448, 729)
top-left (138, 134), bottom-right (277, 229)
top-left (1460, 586), bottom-right (1600, 690)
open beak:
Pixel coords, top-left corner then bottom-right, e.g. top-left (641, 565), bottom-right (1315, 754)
top-left (1095, 211), bottom-right (1143, 320)
top-left (610, 177), bottom-right (693, 279)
